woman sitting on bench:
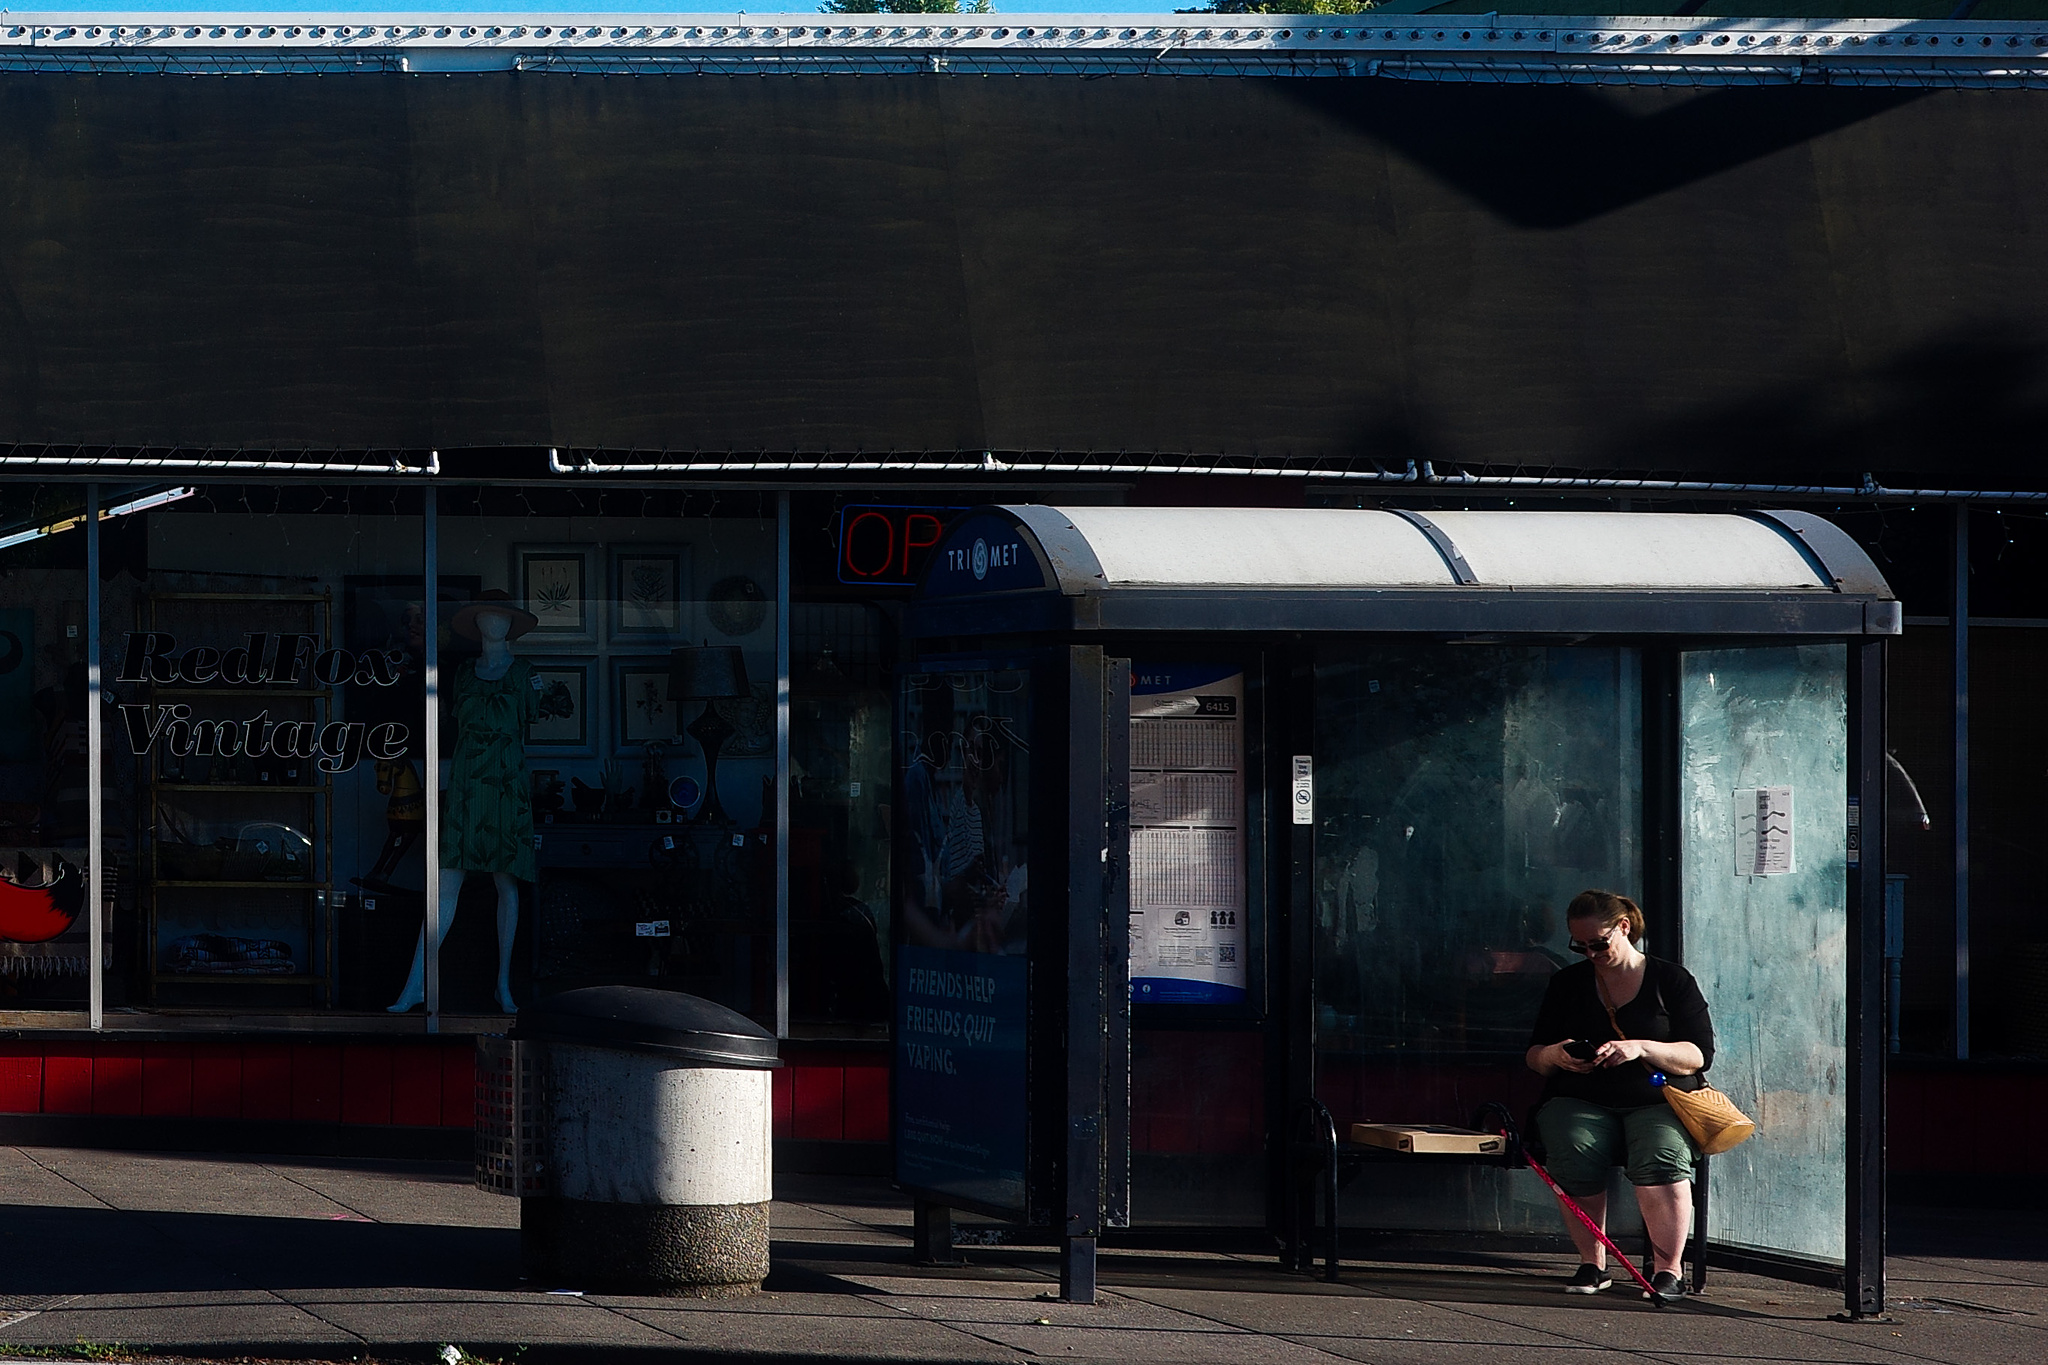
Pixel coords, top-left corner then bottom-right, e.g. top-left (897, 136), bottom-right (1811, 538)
top-left (1525, 890), bottom-right (1715, 1303)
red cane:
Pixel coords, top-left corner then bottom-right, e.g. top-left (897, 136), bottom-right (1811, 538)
top-left (1522, 1153), bottom-right (1666, 1307)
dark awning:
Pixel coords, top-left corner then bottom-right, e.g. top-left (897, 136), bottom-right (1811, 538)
top-left (0, 65), bottom-right (2044, 486)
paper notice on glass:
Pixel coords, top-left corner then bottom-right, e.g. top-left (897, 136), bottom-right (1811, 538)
top-left (1733, 786), bottom-right (1795, 876)
top-left (1128, 665), bottom-right (1245, 1006)
top-left (1291, 756), bottom-right (1314, 826)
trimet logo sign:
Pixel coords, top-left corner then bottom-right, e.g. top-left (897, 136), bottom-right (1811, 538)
top-left (947, 537), bottom-right (1020, 581)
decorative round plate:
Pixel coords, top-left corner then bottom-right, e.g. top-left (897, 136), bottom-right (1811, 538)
top-left (706, 575), bottom-right (768, 636)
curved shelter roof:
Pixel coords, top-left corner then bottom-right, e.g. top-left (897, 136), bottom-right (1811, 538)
top-left (911, 506), bottom-right (1899, 637)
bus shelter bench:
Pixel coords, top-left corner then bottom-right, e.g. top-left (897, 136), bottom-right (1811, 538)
top-left (1287, 1098), bottom-right (1708, 1293)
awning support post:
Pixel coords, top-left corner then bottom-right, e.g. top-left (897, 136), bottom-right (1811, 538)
top-left (1842, 638), bottom-right (1888, 1320)
top-left (86, 485), bottom-right (103, 1032)
top-left (1951, 505), bottom-right (1969, 1060)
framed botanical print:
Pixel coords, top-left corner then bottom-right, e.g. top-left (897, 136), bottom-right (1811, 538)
top-left (613, 656), bottom-right (682, 750)
top-left (512, 544), bottom-right (597, 645)
top-left (609, 546), bottom-right (690, 643)
top-left (527, 657), bottom-right (597, 755)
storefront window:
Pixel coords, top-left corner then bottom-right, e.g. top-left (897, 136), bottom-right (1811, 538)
top-left (0, 485), bottom-right (99, 1013)
top-left (432, 489), bottom-right (778, 1024)
top-left (4, 482), bottom-right (798, 1030)
top-left (785, 494), bottom-right (934, 1036)
top-left (102, 486), bottom-right (426, 1012)
top-left (788, 601), bottom-right (893, 1032)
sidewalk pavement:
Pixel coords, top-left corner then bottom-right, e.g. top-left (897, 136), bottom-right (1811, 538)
top-left (2, 1146), bottom-right (2043, 1365)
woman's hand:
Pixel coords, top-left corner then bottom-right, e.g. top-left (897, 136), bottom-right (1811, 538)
top-left (1634, 1039), bottom-right (1705, 1076)
top-left (1528, 1041), bottom-right (1595, 1075)
top-left (1592, 1038), bottom-right (1705, 1074)
top-left (1594, 1038), bottom-right (1646, 1068)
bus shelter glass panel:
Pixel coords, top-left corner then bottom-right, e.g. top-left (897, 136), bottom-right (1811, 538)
top-left (434, 490), bottom-right (779, 1023)
top-left (894, 667), bottom-right (1032, 1215)
top-left (1680, 645), bottom-right (1848, 1266)
top-left (1315, 644), bottom-right (1641, 1234)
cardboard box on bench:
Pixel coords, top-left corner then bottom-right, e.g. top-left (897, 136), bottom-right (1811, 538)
top-left (1349, 1123), bottom-right (1505, 1155)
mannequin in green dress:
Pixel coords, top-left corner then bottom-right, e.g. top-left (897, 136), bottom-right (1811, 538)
top-left (390, 594), bottom-right (538, 1015)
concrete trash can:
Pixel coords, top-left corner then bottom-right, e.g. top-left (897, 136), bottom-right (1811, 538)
top-left (507, 986), bottom-right (778, 1296)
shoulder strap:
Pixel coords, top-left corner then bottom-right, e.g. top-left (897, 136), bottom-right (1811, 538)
top-left (1593, 972), bottom-right (1625, 1041)
top-left (1596, 963), bottom-right (1665, 1042)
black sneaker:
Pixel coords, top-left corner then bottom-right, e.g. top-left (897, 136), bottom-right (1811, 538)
top-left (1646, 1270), bottom-right (1686, 1302)
top-left (1564, 1264), bottom-right (1612, 1294)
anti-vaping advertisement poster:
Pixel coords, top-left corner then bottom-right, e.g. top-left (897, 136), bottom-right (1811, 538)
top-left (894, 668), bottom-right (1031, 1214)
top-left (1129, 665), bottom-right (1246, 1006)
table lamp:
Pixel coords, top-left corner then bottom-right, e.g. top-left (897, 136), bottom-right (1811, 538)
top-left (668, 644), bottom-right (751, 824)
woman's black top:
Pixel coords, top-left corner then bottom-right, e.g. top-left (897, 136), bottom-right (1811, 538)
top-left (1529, 956), bottom-right (1716, 1110)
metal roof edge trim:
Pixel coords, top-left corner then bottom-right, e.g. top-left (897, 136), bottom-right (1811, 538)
top-left (909, 586), bottom-right (1891, 639)
top-left (999, 505), bottom-right (1108, 599)
top-left (0, 450), bottom-right (439, 475)
top-left (1745, 508), bottom-right (1896, 600)
top-left (1, 15), bottom-right (2046, 82)
top-left (1388, 507), bottom-right (1479, 586)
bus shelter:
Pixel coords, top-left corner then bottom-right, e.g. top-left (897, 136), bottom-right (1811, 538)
top-left (892, 506), bottom-right (1896, 1317)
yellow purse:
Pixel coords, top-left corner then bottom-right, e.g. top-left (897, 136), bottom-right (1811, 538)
top-left (1659, 1080), bottom-right (1757, 1156)
top-left (1601, 972), bottom-right (1758, 1157)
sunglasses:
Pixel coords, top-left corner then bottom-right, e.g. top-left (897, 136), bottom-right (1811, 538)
top-left (1568, 930), bottom-right (1621, 955)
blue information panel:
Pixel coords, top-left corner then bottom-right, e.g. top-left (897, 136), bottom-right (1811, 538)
top-left (894, 945), bottom-right (1029, 1213)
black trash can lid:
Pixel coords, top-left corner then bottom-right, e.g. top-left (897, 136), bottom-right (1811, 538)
top-left (515, 986), bottom-right (779, 1068)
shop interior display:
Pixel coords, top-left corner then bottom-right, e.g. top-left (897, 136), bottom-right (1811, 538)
top-left (1, 496), bottom-right (791, 1023)
top-left (0, 853), bottom-right (106, 988)
top-left (142, 589), bottom-right (336, 1004)
top-left (669, 644), bottom-right (751, 826)
top-left (0, 854), bottom-right (84, 943)
top-left (788, 629), bottom-right (892, 1028)
top-left (358, 758), bottom-right (425, 885)
top-left (390, 590), bottom-right (535, 1016)
top-left (0, 565), bottom-right (106, 995)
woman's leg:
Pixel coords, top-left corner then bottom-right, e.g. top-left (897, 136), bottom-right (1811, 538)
top-left (1622, 1104), bottom-right (1701, 1277)
top-left (1634, 1181), bottom-right (1692, 1278)
top-left (1534, 1099), bottom-right (1624, 1267)
top-left (1562, 1191), bottom-right (1609, 1269)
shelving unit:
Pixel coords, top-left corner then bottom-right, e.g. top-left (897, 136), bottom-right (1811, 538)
top-left (141, 591), bottom-right (336, 1005)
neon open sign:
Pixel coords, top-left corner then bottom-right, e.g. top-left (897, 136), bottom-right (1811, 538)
top-left (836, 505), bottom-right (967, 586)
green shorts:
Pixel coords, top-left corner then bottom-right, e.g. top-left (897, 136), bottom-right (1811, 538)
top-left (1534, 1097), bottom-right (1699, 1198)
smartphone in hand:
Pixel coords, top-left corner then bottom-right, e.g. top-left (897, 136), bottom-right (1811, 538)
top-left (1563, 1039), bottom-right (1599, 1062)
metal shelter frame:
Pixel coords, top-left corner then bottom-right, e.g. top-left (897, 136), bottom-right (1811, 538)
top-left (904, 503), bottom-right (1897, 1318)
